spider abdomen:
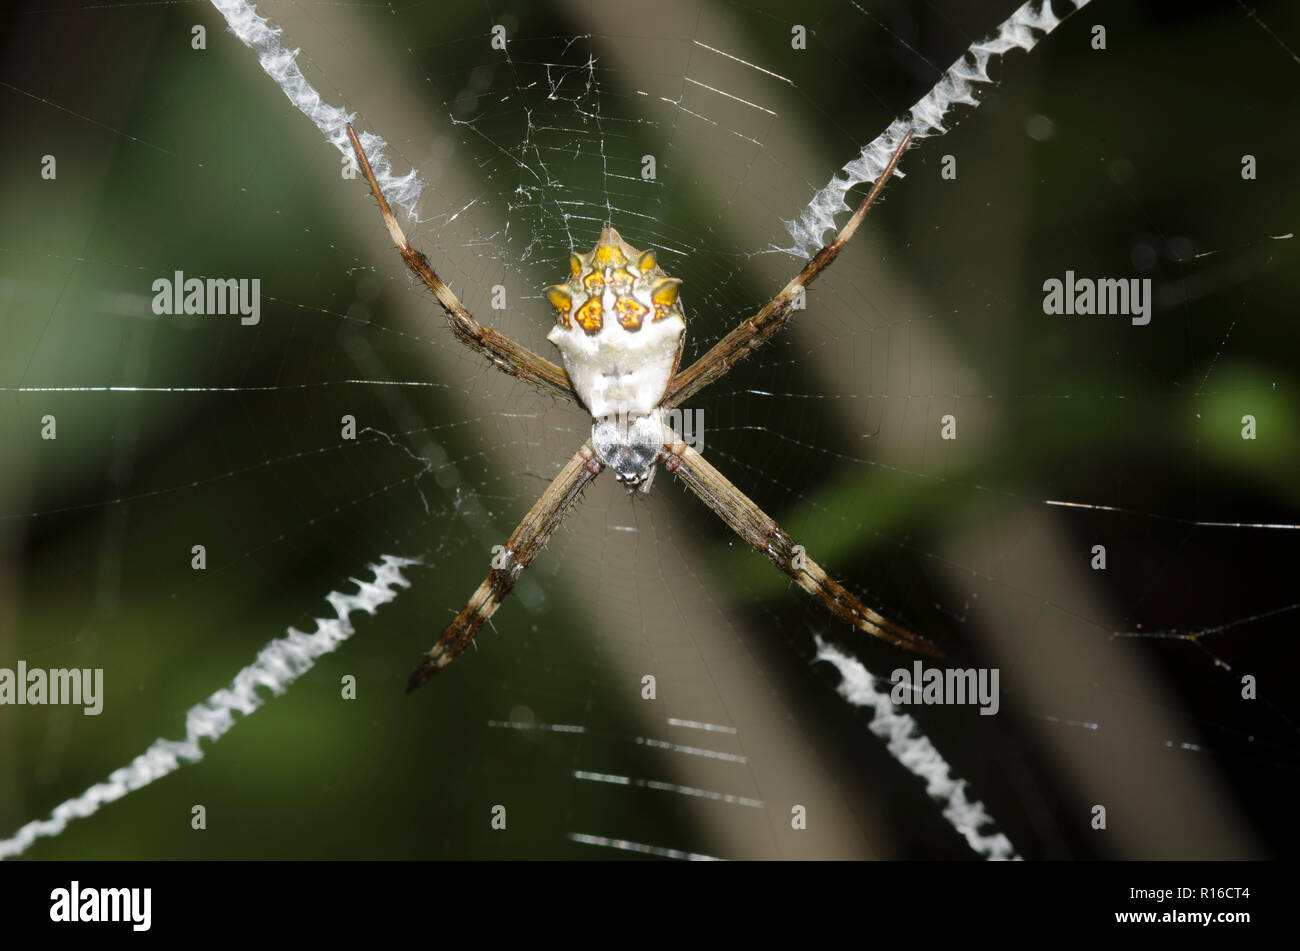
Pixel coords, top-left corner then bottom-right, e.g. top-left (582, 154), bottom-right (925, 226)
top-left (545, 227), bottom-right (686, 488)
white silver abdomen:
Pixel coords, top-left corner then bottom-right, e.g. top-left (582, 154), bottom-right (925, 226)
top-left (544, 227), bottom-right (686, 489)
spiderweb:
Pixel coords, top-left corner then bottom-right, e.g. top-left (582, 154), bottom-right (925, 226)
top-left (1, 0), bottom-right (1297, 860)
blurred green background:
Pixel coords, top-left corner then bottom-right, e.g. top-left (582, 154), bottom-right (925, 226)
top-left (0, 0), bottom-right (1297, 860)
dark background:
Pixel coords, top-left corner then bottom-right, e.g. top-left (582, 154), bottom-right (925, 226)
top-left (0, 0), bottom-right (1296, 859)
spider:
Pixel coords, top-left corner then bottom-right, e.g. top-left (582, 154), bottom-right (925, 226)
top-left (345, 125), bottom-right (937, 692)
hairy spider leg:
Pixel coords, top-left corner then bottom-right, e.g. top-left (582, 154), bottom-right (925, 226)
top-left (660, 426), bottom-right (939, 657)
top-left (664, 132), bottom-right (912, 408)
top-left (406, 443), bottom-right (604, 691)
top-left (346, 124), bottom-right (579, 404)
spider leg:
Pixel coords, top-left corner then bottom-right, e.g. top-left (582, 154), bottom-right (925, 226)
top-left (346, 125), bottom-right (579, 405)
top-left (407, 442), bottom-right (604, 691)
top-left (659, 426), bottom-right (939, 656)
top-left (663, 132), bottom-right (912, 410)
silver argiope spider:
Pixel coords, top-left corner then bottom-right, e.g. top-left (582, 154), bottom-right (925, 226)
top-left (345, 125), bottom-right (936, 692)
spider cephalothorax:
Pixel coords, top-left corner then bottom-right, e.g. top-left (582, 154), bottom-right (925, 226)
top-left (544, 228), bottom-right (685, 491)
